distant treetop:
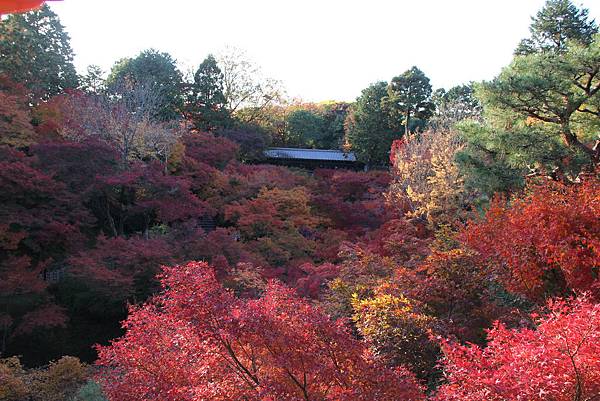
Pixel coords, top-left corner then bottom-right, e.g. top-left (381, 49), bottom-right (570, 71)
top-left (515, 0), bottom-right (598, 55)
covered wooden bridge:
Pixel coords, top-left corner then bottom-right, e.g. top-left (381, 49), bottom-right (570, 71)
top-left (263, 147), bottom-right (362, 170)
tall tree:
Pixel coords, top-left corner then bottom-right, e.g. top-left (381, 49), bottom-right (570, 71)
top-left (384, 67), bottom-right (434, 136)
top-left (106, 49), bottom-right (184, 121)
top-left (0, 4), bottom-right (78, 100)
top-left (186, 55), bottom-right (231, 131)
top-left (321, 101), bottom-right (350, 149)
top-left (515, 0), bottom-right (598, 55)
top-left (388, 130), bottom-right (473, 229)
top-left (217, 47), bottom-right (284, 124)
top-left (478, 34), bottom-right (600, 171)
top-left (78, 65), bottom-right (106, 94)
top-left (345, 82), bottom-right (402, 165)
top-left (216, 126), bottom-right (270, 161)
top-left (35, 87), bottom-right (178, 167)
top-left (443, 3), bottom-right (598, 197)
top-left (430, 84), bottom-right (482, 131)
top-left (454, 122), bottom-right (529, 197)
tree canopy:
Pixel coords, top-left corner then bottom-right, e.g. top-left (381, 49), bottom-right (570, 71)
top-left (459, 3), bottom-right (600, 195)
top-left (186, 55), bottom-right (231, 131)
top-left (384, 66), bottom-right (434, 136)
top-left (515, 0), bottom-right (598, 55)
top-left (345, 81), bottom-right (402, 165)
top-left (106, 49), bottom-right (184, 121)
top-left (0, 4), bottom-right (77, 100)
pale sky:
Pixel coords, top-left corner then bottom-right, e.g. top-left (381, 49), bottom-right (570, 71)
top-left (49, 0), bottom-right (599, 102)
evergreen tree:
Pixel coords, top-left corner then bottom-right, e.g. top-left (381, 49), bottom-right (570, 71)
top-left (79, 65), bottom-right (106, 94)
top-left (457, 2), bottom-right (600, 198)
top-left (285, 109), bottom-right (326, 148)
top-left (0, 4), bottom-right (78, 100)
top-left (384, 67), bottom-right (434, 136)
top-left (346, 82), bottom-right (402, 165)
top-left (515, 0), bottom-right (598, 55)
top-left (321, 102), bottom-right (350, 149)
top-left (107, 49), bottom-right (184, 121)
top-left (476, 36), bottom-right (600, 172)
top-left (187, 55), bottom-right (230, 131)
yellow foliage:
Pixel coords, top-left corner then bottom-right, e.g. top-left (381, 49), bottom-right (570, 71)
top-left (431, 224), bottom-right (461, 252)
top-left (351, 291), bottom-right (439, 377)
top-left (351, 293), bottom-right (433, 339)
top-left (167, 140), bottom-right (186, 172)
top-left (324, 245), bottom-right (398, 319)
top-left (387, 130), bottom-right (474, 229)
top-left (0, 356), bottom-right (89, 401)
top-left (0, 357), bottom-right (28, 401)
top-left (33, 356), bottom-right (87, 401)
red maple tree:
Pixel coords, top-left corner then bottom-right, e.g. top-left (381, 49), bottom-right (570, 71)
top-left (0, 146), bottom-right (88, 354)
top-left (0, 76), bottom-right (38, 147)
top-left (462, 176), bottom-right (600, 301)
top-left (96, 261), bottom-right (424, 401)
top-left (435, 296), bottom-right (600, 401)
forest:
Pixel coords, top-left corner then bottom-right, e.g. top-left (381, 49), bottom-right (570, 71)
top-left (0, 0), bottom-right (599, 400)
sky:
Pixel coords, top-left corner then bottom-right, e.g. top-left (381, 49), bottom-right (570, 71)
top-left (49, 0), bottom-right (600, 102)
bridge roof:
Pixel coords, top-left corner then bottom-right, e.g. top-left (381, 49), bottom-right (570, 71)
top-left (264, 147), bottom-right (357, 162)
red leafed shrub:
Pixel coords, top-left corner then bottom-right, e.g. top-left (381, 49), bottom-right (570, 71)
top-left (95, 161), bottom-right (210, 237)
top-left (313, 228), bottom-right (350, 262)
top-left (311, 169), bottom-right (391, 233)
top-left (313, 169), bottom-right (390, 202)
top-left (392, 249), bottom-right (511, 344)
top-left (224, 163), bottom-right (307, 198)
top-left (183, 132), bottom-right (239, 169)
top-left (133, 162), bottom-right (211, 223)
top-left (0, 75), bottom-right (38, 147)
top-left (0, 146), bottom-right (89, 352)
top-left (31, 140), bottom-right (120, 194)
top-left (96, 261), bottom-right (424, 401)
top-left (293, 262), bottom-right (340, 299)
top-left (0, 146), bottom-right (90, 256)
top-left (180, 227), bottom-right (267, 277)
top-left (366, 218), bottom-right (430, 266)
top-left (462, 176), bottom-right (600, 301)
top-left (434, 296), bottom-right (600, 401)
top-left (33, 89), bottom-right (98, 141)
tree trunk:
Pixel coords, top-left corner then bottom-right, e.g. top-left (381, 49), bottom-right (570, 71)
top-left (1, 319), bottom-right (9, 357)
top-left (561, 122), bottom-right (599, 165)
top-left (143, 214), bottom-right (150, 240)
top-left (106, 199), bottom-right (118, 237)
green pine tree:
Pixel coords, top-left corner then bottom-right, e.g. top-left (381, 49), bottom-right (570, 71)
top-left (515, 0), bottom-right (598, 55)
top-left (187, 55), bottom-right (231, 131)
top-left (384, 67), bottom-right (434, 136)
top-left (79, 65), bottom-right (106, 94)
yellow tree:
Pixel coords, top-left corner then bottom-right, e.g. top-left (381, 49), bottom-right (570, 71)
top-left (387, 130), bottom-right (474, 229)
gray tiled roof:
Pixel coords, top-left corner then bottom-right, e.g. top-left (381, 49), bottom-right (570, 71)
top-left (264, 147), bottom-right (357, 162)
